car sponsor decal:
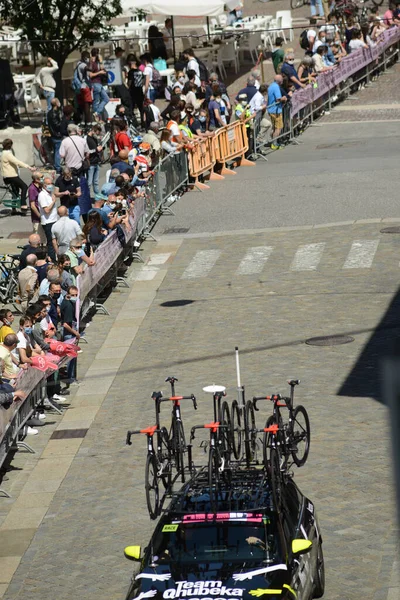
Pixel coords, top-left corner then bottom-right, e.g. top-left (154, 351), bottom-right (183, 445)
top-left (162, 524), bottom-right (179, 532)
top-left (247, 585), bottom-right (296, 598)
top-left (137, 591), bottom-right (158, 600)
top-left (136, 573), bottom-right (172, 582)
top-left (182, 513), bottom-right (263, 524)
top-left (162, 580), bottom-right (245, 599)
top-left (282, 585), bottom-right (297, 598)
top-left (233, 565), bottom-right (288, 581)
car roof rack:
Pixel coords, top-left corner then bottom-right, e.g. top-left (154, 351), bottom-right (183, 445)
top-left (165, 467), bottom-right (274, 516)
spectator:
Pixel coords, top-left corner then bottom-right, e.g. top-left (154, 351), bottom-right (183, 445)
top-left (28, 172), bottom-right (45, 241)
top-left (37, 295), bottom-right (57, 339)
top-left (143, 97), bottom-right (162, 128)
top-left (47, 98), bottom-right (63, 173)
top-left (0, 309), bottom-right (15, 344)
top-left (48, 281), bottom-right (62, 327)
top-left (127, 55), bottom-right (145, 128)
top-left (110, 152), bottom-right (130, 173)
top-left (310, 0), bottom-right (324, 18)
top-left (162, 18), bottom-right (174, 57)
top-left (14, 316), bottom-right (43, 365)
top-left (267, 75), bottom-right (287, 151)
top-left (205, 72), bottom-right (228, 103)
top-left (38, 176), bottom-right (57, 261)
top-left (371, 18), bottom-right (387, 41)
top-left (319, 13), bottom-right (340, 43)
top-left (83, 211), bottom-right (107, 249)
top-left (114, 120), bottom-right (133, 152)
top-left (272, 37), bottom-right (285, 74)
top-left (161, 94), bottom-right (181, 121)
top-left (182, 48), bottom-right (201, 86)
top-left (140, 53), bottom-right (158, 102)
top-left (57, 254), bottom-right (74, 292)
top-left (208, 86), bottom-right (227, 130)
top-left (313, 30), bottom-right (328, 53)
top-left (19, 233), bottom-right (42, 270)
top-left (196, 107), bottom-right (209, 133)
top-left (115, 47), bottom-right (124, 59)
top-left (383, 3), bottom-right (396, 25)
top-left (183, 82), bottom-right (199, 109)
top-left (60, 285), bottom-right (80, 384)
top-left (249, 84), bottom-right (269, 113)
top-left (35, 247), bottom-right (49, 283)
top-left (66, 236), bottom-right (95, 282)
top-left (74, 51), bottom-right (93, 125)
top-left (281, 53), bottom-right (306, 90)
top-left (0, 359), bottom-right (26, 408)
top-left (36, 57), bottom-right (58, 114)
top-left (142, 122), bottom-right (161, 155)
top-left (60, 105), bottom-right (75, 138)
top-left (166, 109), bottom-right (186, 143)
top-left (90, 48), bottom-right (109, 120)
top-left (297, 56), bottom-right (317, 84)
top-left (236, 76), bottom-right (258, 103)
top-left (251, 69), bottom-right (262, 90)
top-left (0, 138), bottom-right (34, 213)
top-left (25, 302), bottom-right (50, 351)
top-left (51, 206), bottom-right (83, 256)
top-left (349, 29), bottom-right (369, 52)
top-left (86, 123), bottom-right (103, 196)
top-left (312, 45), bottom-right (334, 72)
top-left (18, 254), bottom-right (38, 311)
top-left (345, 17), bottom-right (357, 49)
top-left (59, 123), bottom-right (89, 176)
top-left (235, 93), bottom-right (251, 121)
top-left (0, 334), bottom-right (25, 380)
top-left (39, 267), bottom-right (60, 296)
top-left (160, 128), bottom-right (182, 156)
top-left (54, 166), bottom-right (81, 223)
top-left (186, 106), bottom-right (209, 138)
top-left (148, 24), bottom-right (167, 62)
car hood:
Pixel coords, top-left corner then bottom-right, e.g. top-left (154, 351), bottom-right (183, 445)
top-left (133, 562), bottom-right (289, 600)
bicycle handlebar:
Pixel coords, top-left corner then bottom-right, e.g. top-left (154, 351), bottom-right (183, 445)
top-left (190, 421), bottom-right (227, 440)
top-left (152, 392), bottom-right (197, 410)
top-left (253, 394), bottom-right (282, 411)
top-left (126, 425), bottom-right (158, 445)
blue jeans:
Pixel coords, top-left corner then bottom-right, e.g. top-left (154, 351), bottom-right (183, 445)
top-left (148, 88), bottom-right (157, 103)
top-left (68, 204), bottom-right (81, 224)
top-left (87, 164), bottom-right (100, 196)
top-left (310, 0), bottom-right (324, 16)
top-left (92, 83), bottom-right (109, 117)
top-left (51, 138), bottom-right (62, 173)
top-left (63, 334), bottom-right (77, 382)
top-left (43, 89), bottom-right (55, 113)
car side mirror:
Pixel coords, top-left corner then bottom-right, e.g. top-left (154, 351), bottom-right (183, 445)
top-left (292, 539), bottom-right (312, 556)
top-left (124, 545), bottom-right (141, 561)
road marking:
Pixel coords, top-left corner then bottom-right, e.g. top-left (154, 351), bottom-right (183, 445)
top-left (147, 253), bottom-right (171, 266)
top-left (135, 267), bottom-right (159, 281)
top-left (290, 243), bottom-right (325, 271)
top-left (236, 246), bottom-right (274, 275)
top-left (181, 250), bottom-right (221, 279)
top-left (343, 240), bottom-right (379, 269)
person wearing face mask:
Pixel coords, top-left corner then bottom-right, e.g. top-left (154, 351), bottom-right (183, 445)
top-left (37, 295), bottom-right (57, 339)
top-left (281, 53), bottom-right (306, 90)
top-left (0, 309), bottom-right (15, 344)
top-left (54, 167), bottom-right (81, 223)
top-left (38, 176), bottom-right (58, 261)
top-left (235, 93), bottom-right (252, 123)
top-left (13, 317), bottom-right (44, 366)
top-left (48, 281), bottom-right (62, 327)
top-left (57, 255), bottom-right (74, 291)
top-left (60, 285), bottom-right (80, 384)
top-left (65, 236), bottom-right (95, 282)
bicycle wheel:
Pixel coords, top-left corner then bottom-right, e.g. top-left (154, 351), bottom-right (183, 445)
top-left (291, 405), bottom-right (311, 467)
top-left (231, 400), bottom-right (242, 460)
top-left (245, 400), bottom-right (256, 466)
top-left (145, 454), bottom-right (159, 520)
top-left (157, 427), bottom-right (172, 490)
top-left (262, 415), bottom-right (276, 470)
top-left (220, 400), bottom-right (232, 458)
top-left (172, 419), bottom-right (186, 482)
top-left (208, 447), bottom-right (220, 512)
top-left (269, 447), bottom-right (282, 511)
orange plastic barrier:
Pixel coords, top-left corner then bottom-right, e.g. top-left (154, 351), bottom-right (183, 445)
top-left (188, 137), bottom-right (221, 190)
top-left (212, 120), bottom-right (255, 175)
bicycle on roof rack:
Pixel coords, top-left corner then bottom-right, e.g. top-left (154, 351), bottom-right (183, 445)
top-left (253, 379), bottom-right (311, 474)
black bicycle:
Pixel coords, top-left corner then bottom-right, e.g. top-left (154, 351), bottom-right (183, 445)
top-left (231, 387), bottom-right (257, 466)
top-left (253, 379), bottom-right (311, 471)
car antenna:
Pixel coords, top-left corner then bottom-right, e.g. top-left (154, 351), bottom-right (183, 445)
top-left (235, 346), bottom-right (245, 410)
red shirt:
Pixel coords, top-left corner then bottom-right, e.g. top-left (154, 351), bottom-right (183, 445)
top-left (115, 131), bottom-right (132, 152)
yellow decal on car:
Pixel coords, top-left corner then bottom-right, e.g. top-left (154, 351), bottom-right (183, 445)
top-left (249, 590), bottom-right (282, 596)
top-left (282, 585), bottom-right (297, 598)
top-left (162, 524), bottom-right (179, 532)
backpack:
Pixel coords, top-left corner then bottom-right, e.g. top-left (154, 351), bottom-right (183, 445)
top-left (150, 65), bottom-right (162, 89)
top-left (197, 58), bottom-right (209, 82)
top-left (300, 29), bottom-right (310, 50)
top-left (72, 62), bottom-right (84, 92)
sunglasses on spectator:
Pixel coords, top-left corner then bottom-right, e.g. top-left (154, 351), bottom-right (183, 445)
top-left (73, 245), bottom-right (83, 248)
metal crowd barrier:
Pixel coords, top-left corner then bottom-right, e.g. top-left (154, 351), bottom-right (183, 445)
top-left (251, 27), bottom-right (400, 158)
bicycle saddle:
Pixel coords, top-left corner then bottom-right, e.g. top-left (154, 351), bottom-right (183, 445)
top-left (288, 379), bottom-right (300, 386)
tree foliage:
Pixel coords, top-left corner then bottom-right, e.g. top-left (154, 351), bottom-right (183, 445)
top-left (1, 0), bottom-right (123, 63)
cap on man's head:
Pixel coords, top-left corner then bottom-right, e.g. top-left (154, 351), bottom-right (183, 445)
top-left (94, 192), bottom-right (108, 203)
top-left (238, 93), bottom-right (248, 101)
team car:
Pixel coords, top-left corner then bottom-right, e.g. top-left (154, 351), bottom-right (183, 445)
top-left (124, 469), bottom-right (324, 600)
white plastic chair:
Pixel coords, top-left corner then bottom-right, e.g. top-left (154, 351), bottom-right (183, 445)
top-left (268, 15), bottom-right (287, 44)
top-left (24, 82), bottom-right (42, 113)
top-left (238, 32), bottom-right (263, 64)
top-left (218, 14), bottom-right (228, 28)
top-left (275, 10), bottom-right (293, 42)
top-left (211, 46), bottom-right (227, 79)
top-left (221, 40), bottom-right (239, 73)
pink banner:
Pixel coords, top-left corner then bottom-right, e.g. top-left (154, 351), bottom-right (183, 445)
top-left (290, 27), bottom-right (400, 117)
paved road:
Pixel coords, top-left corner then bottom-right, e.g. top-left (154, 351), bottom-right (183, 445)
top-left (1, 60), bottom-right (399, 600)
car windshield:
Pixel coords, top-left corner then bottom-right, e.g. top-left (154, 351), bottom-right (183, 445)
top-left (151, 519), bottom-right (282, 565)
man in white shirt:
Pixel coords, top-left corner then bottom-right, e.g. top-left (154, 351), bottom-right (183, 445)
top-left (36, 57), bottom-right (58, 113)
top-left (249, 84), bottom-right (271, 138)
top-left (307, 18), bottom-right (318, 50)
top-left (183, 48), bottom-right (201, 85)
top-left (162, 18), bottom-right (173, 57)
top-left (38, 176), bottom-right (58, 261)
top-left (51, 206), bottom-right (83, 256)
top-left (59, 123), bottom-right (89, 174)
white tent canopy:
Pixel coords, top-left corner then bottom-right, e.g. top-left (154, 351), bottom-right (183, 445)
top-left (121, 0), bottom-right (239, 17)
